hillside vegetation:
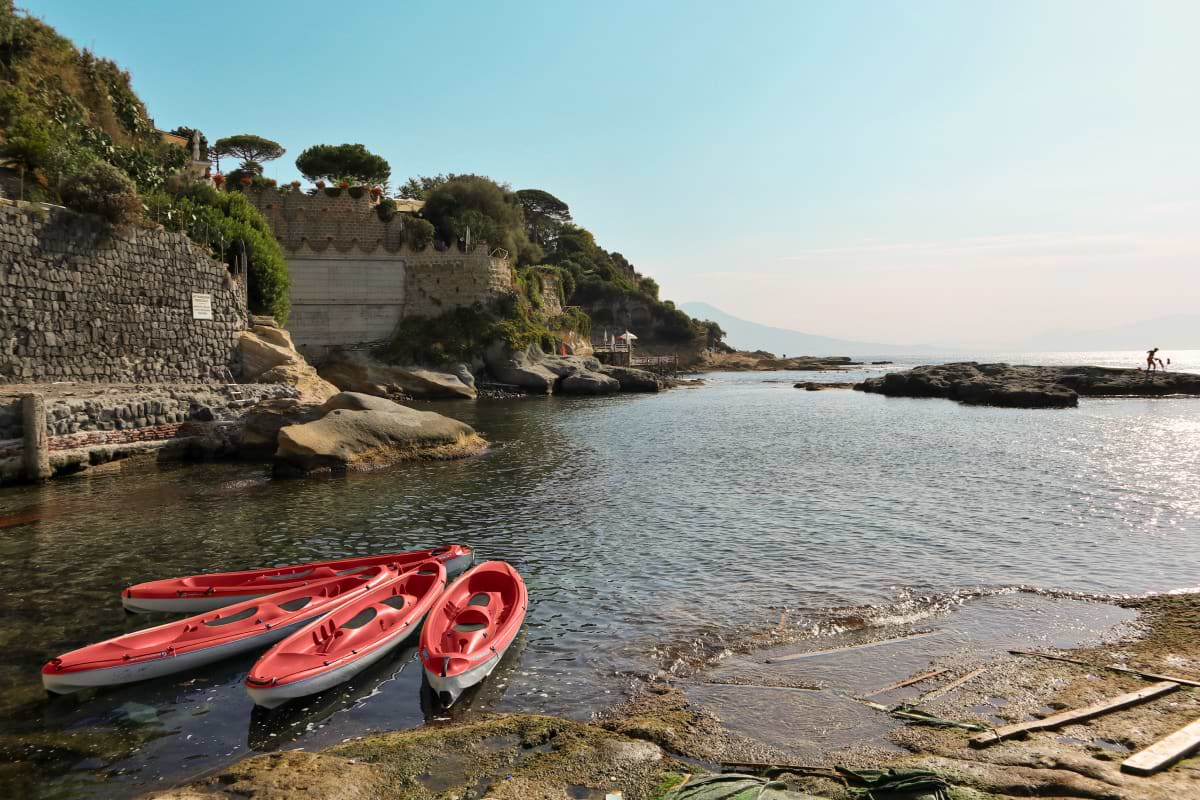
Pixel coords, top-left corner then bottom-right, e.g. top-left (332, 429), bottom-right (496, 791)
top-left (0, 1), bottom-right (290, 322)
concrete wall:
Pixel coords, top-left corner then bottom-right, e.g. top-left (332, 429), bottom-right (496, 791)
top-left (249, 190), bottom-right (514, 360)
top-left (0, 201), bottom-right (247, 383)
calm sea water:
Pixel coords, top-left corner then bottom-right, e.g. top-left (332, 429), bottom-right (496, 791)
top-left (0, 351), bottom-right (1197, 798)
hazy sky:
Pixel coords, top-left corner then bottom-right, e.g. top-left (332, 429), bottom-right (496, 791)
top-left (22, 0), bottom-right (1199, 347)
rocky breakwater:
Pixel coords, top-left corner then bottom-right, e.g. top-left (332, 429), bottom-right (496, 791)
top-left (484, 342), bottom-right (663, 394)
top-left (702, 351), bottom-right (861, 372)
top-left (272, 392), bottom-right (486, 475)
top-left (857, 362), bottom-right (1200, 409)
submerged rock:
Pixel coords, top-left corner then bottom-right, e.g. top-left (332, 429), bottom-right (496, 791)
top-left (274, 392), bottom-right (484, 474)
top-left (857, 362), bottom-right (1200, 409)
top-left (319, 350), bottom-right (476, 400)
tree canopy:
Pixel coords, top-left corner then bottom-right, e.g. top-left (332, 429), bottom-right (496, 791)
top-left (295, 143), bottom-right (391, 186)
top-left (516, 188), bottom-right (572, 246)
top-left (420, 175), bottom-right (542, 263)
top-left (212, 134), bottom-right (284, 174)
top-left (397, 173), bottom-right (461, 200)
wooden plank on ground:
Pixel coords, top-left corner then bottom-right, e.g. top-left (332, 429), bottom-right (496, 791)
top-left (861, 668), bottom-right (949, 698)
top-left (970, 681), bottom-right (1180, 748)
top-left (766, 631), bottom-right (940, 664)
top-left (1009, 650), bottom-right (1200, 689)
top-left (1121, 718), bottom-right (1200, 776)
top-left (921, 668), bottom-right (987, 702)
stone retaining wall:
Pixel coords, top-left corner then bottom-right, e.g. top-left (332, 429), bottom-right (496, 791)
top-left (0, 201), bottom-right (247, 383)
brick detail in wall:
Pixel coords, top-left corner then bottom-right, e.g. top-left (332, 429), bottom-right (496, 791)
top-left (0, 202), bottom-right (247, 383)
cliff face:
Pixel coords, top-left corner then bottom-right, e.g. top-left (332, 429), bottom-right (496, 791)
top-left (577, 288), bottom-right (704, 363)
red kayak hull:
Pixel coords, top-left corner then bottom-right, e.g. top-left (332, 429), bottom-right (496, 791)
top-left (419, 561), bottom-right (527, 706)
top-left (122, 544), bottom-right (473, 613)
top-left (44, 566), bottom-right (395, 694)
top-left (246, 560), bottom-right (447, 707)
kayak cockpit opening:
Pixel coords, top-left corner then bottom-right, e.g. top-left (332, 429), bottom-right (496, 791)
top-left (204, 607), bottom-right (258, 627)
top-left (341, 608), bottom-right (378, 630)
top-left (278, 596), bottom-right (312, 612)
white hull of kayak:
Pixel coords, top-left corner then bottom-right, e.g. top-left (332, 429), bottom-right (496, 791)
top-left (247, 623), bottom-right (422, 709)
top-left (423, 635), bottom-right (514, 707)
top-left (122, 552), bottom-right (472, 615)
top-left (43, 617), bottom-right (314, 694)
top-left (121, 593), bottom-right (274, 615)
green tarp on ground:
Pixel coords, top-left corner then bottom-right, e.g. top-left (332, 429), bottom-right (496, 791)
top-left (665, 769), bottom-right (949, 800)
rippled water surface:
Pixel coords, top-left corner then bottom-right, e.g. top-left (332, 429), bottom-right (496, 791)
top-left (1, 358), bottom-right (1198, 797)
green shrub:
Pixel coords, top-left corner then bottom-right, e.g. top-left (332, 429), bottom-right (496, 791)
top-left (60, 160), bottom-right (141, 225)
top-left (143, 180), bottom-right (291, 323)
top-left (376, 197), bottom-right (397, 221)
top-left (401, 214), bottom-right (434, 250)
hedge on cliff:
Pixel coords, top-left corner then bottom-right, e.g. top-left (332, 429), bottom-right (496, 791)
top-left (144, 181), bottom-right (290, 324)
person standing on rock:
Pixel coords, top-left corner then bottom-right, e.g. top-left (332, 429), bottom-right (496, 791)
top-left (1146, 348), bottom-right (1161, 372)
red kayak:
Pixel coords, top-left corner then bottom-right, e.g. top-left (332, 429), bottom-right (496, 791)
top-left (122, 544), bottom-right (473, 614)
top-left (419, 561), bottom-right (527, 707)
top-left (44, 567), bottom-right (394, 694)
top-left (246, 560), bottom-right (447, 708)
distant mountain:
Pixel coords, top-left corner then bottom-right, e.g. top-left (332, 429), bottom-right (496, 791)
top-left (1018, 313), bottom-right (1200, 352)
top-left (680, 302), bottom-right (939, 356)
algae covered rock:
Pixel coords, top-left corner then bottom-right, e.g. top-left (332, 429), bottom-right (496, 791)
top-left (274, 393), bottom-right (484, 474)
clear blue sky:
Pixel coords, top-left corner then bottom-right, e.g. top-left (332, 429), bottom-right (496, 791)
top-left (20, 0), bottom-right (1200, 346)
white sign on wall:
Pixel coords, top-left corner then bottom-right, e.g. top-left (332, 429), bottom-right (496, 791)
top-left (191, 293), bottom-right (213, 320)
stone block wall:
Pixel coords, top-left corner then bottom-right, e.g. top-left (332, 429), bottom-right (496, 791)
top-left (0, 202), bottom-right (247, 383)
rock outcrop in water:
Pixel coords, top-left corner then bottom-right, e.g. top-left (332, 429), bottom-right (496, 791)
top-left (857, 362), bottom-right (1200, 408)
top-left (273, 392), bottom-right (485, 474)
top-left (484, 342), bottom-right (659, 395)
top-left (318, 350), bottom-right (477, 400)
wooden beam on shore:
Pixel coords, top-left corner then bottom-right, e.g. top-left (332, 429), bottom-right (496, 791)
top-left (970, 681), bottom-right (1181, 748)
top-left (860, 668), bottom-right (949, 698)
top-left (921, 668), bottom-right (987, 702)
top-left (766, 631), bottom-right (940, 664)
top-left (1009, 650), bottom-right (1200, 689)
top-left (1121, 717), bottom-right (1200, 776)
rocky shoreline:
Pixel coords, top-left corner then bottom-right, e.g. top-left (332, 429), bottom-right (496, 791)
top-left (146, 593), bottom-right (1200, 800)
top-left (699, 351), bottom-right (862, 372)
top-left (857, 362), bottom-right (1200, 408)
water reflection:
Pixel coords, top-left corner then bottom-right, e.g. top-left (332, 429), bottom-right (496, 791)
top-left (1, 381), bottom-right (1198, 798)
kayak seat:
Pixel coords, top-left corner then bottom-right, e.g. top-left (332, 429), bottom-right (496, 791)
top-left (382, 595), bottom-right (407, 610)
top-left (467, 593), bottom-right (491, 607)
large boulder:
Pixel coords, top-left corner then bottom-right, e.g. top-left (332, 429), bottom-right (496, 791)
top-left (600, 365), bottom-right (662, 392)
top-left (238, 327), bottom-right (338, 404)
top-left (240, 398), bottom-right (324, 454)
top-left (274, 393), bottom-right (485, 474)
top-left (560, 371), bottom-right (620, 395)
top-left (483, 341), bottom-right (557, 393)
top-left (319, 351), bottom-right (476, 400)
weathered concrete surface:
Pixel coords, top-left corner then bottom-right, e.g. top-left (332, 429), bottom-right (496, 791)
top-left (857, 362), bottom-right (1200, 409)
top-left (274, 392), bottom-right (484, 474)
top-left (319, 350), bottom-right (476, 400)
top-left (20, 394), bottom-right (50, 481)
